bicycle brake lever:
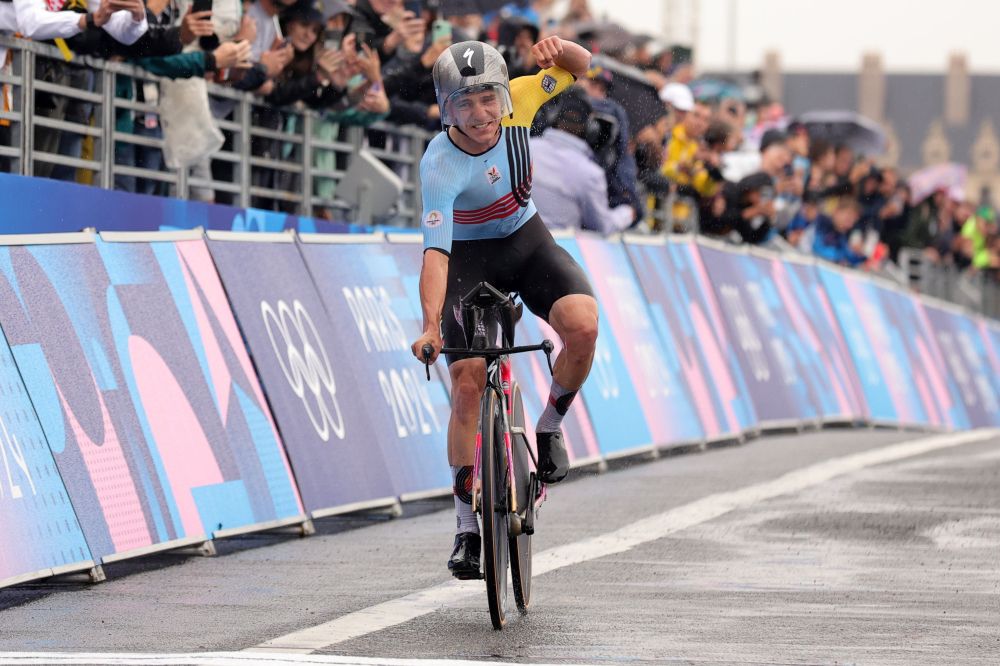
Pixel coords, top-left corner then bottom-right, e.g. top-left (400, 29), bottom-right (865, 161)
top-left (542, 339), bottom-right (554, 376)
top-left (421, 344), bottom-right (433, 382)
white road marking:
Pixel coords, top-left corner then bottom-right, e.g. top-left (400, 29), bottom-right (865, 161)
top-left (246, 429), bottom-right (999, 653)
top-left (0, 655), bottom-right (589, 666)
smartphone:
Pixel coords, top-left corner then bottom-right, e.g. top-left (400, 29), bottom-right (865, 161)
top-left (272, 14), bottom-right (283, 43)
top-left (431, 18), bottom-right (451, 42)
top-left (403, 0), bottom-right (422, 15)
top-left (324, 30), bottom-right (343, 51)
top-left (192, 0), bottom-right (217, 50)
top-left (353, 30), bottom-right (372, 53)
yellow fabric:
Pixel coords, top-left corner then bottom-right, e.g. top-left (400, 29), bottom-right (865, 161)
top-left (504, 66), bottom-right (575, 129)
top-left (54, 0), bottom-right (86, 61)
top-left (962, 217), bottom-right (992, 269)
top-left (660, 124), bottom-right (716, 197)
top-left (54, 39), bottom-right (75, 62)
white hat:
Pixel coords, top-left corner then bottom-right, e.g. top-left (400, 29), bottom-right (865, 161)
top-left (658, 82), bottom-right (694, 112)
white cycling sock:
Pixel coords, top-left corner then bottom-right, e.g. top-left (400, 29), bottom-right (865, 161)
top-left (452, 465), bottom-right (479, 535)
top-left (536, 379), bottom-right (578, 433)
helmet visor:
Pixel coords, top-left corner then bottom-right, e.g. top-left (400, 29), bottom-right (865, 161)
top-left (440, 83), bottom-right (514, 130)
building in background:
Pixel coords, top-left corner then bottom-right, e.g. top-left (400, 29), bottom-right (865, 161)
top-left (757, 52), bottom-right (1000, 207)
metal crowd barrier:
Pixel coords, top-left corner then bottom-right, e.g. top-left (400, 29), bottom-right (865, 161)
top-left (898, 247), bottom-right (1000, 319)
top-left (0, 34), bottom-right (429, 225)
top-left (3, 35), bottom-right (999, 319)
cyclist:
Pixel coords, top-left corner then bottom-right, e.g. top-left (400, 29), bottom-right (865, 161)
top-left (410, 37), bottom-right (598, 580)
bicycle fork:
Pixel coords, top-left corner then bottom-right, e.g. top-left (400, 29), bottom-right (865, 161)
top-left (500, 358), bottom-right (517, 514)
top-left (471, 362), bottom-right (517, 516)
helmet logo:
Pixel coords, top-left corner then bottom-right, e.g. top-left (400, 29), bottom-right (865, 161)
top-left (452, 42), bottom-right (482, 76)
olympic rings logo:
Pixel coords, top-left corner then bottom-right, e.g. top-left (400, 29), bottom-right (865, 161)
top-left (261, 299), bottom-right (346, 442)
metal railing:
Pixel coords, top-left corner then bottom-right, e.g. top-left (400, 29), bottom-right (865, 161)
top-left (3, 35), bottom-right (999, 319)
top-left (898, 247), bottom-right (1000, 319)
top-left (0, 34), bottom-right (429, 225)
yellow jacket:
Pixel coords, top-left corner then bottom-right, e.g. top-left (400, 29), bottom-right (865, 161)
top-left (661, 124), bottom-right (717, 197)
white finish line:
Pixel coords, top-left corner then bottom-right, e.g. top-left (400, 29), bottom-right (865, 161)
top-left (249, 429), bottom-right (999, 653)
top-left (0, 655), bottom-right (589, 666)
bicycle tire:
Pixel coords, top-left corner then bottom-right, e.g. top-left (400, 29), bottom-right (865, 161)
top-left (508, 382), bottom-right (533, 612)
top-left (480, 388), bottom-right (510, 630)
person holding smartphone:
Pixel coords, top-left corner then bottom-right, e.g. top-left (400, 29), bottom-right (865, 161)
top-left (351, 0), bottom-right (423, 60)
top-left (379, 12), bottom-right (450, 128)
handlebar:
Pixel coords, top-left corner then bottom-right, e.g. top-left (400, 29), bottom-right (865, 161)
top-left (420, 340), bottom-right (555, 381)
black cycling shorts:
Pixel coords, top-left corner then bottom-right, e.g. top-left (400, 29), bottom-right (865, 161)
top-left (437, 213), bottom-right (594, 363)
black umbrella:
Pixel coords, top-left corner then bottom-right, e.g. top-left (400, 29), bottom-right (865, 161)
top-left (591, 54), bottom-right (666, 138)
top-left (795, 110), bottom-right (887, 155)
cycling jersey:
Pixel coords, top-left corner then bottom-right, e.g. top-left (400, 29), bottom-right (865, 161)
top-left (419, 66), bottom-right (576, 254)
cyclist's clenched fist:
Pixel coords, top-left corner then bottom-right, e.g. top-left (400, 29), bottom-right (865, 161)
top-left (530, 36), bottom-right (564, 70)
top-left (412, 329), bottom-right (444, 365)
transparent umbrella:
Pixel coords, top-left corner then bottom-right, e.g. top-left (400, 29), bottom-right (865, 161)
top-left (795, 110), bottom-right (887, 155)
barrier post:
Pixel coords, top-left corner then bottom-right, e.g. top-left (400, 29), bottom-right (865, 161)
top-left (98, 67), bottom-right (114, 190)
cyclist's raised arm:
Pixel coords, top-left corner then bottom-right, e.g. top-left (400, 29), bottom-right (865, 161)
top-left (508, 39), bottom-right (591, 128)
top-left (531, 37), bottom-right (592, 81)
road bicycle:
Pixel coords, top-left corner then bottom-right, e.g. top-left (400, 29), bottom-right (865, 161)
top-left (423, 281), bottom-right (554, 630)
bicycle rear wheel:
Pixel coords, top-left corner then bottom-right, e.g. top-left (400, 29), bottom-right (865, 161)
top-left (508, 382), bottom-right (533, 612)
top-left (480, 388), bottom-right (510, 630)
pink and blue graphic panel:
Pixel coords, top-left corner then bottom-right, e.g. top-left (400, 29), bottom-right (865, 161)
top-left (818, 267), bottom-right (962, 428)
top-left (95, 238), bottom-right (305, 532)
top-left (625, 240), bottom-right (749, 439)
top-left (781, 262), bottom-right (868, 422)
top-left (552, 237), bottom-right (654, 455)
top-left (874, 286), bottom-right (968, 429)
top-left (923, 305), bottom-right (1000, 427)
top-left (206, 239), bottom-right (397, 513)
top-left (752, 256), bottom-right (866, 422)
top-left (698, 245), bottom-right (821, 425)
top-left (574, 236), bottom-right (703, 445)
top-left (0, 328), bottom-right (93, 585)
top-left (0, 240), bottom-right (300, 562)
top-left (979, 321), bottom-right (1000, 407)
top-left (297, 240), bottom-right (452, 496)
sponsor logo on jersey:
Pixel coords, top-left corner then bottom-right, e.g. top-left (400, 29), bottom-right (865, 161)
top-left (485, 165), bottom-right (502, 185)
top-left (541, 74), bottom-right (557, 94)
top-left (423, 210), bottom-right (443, 228)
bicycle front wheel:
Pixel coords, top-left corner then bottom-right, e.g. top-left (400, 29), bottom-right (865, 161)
top-left (508, 382), bottom-right (533, 612)
top-left (480, 387), bottom-right (510, 630)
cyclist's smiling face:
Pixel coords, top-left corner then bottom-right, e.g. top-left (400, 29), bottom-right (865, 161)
top-left (452, 90), bottom-right (502, 146)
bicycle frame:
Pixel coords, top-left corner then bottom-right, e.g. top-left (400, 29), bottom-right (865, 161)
top-left (422, 281), bottom-right (554, 519)
top-left (472, 354), bottom-right (517, 515)
top-left (421, 281), bottom-right (553, 628)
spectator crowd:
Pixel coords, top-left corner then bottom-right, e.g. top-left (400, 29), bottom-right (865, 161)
top-left (1, 0), bottom-right (998, 284)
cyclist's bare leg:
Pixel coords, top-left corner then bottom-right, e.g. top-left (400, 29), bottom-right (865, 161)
top-left (547, 294), bottom-right (599, 390)
top-left (534, 294), bottom-right (598, 482)
top-left (447, 357), bottom-right (485, 572)
top-left (448, 357), bottom-right (486, 466)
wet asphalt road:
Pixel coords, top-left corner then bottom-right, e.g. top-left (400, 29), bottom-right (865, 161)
top-left (0, 428), bottom-right (998, 665)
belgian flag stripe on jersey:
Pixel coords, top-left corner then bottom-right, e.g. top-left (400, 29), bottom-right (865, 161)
top-left (505, 125), bottom-right (532, 208)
